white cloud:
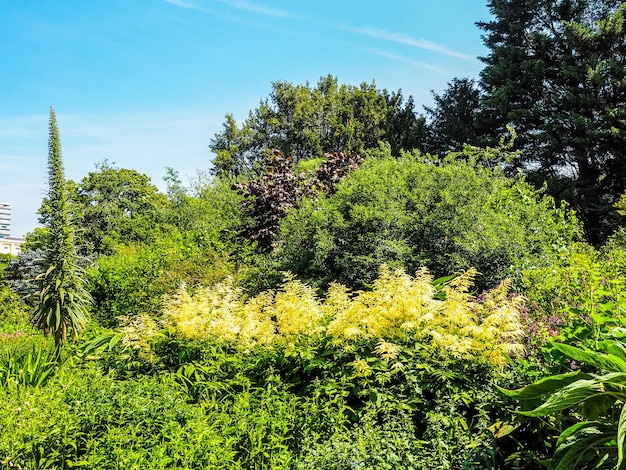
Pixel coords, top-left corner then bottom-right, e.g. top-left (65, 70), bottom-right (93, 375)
top-left (370, 49), bottom-right (447, 73)
top-left (215, 0), bottom-right (290, 18)
top-left (164, 0), bottom-right (198, 9)
top-left (165, 0), bottom-right (290, 18)
top-left (342, 25), bottom-right (475, 61)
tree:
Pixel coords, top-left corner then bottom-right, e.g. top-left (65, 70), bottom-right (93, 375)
top-left (33, 107), bottom-right (91, 350)
top-left (30, 160), bottom-right (170, 256)
top-left (478, 0), bottom-right (626, 243)
top-left (73, 161), bottom-right (169, 255)
top-left (276, 144), bottom-right (581, 291)
top-left (210, 75), bottom-right (425, 177)
top-left (424, 77), bottom-right (483, 155)
top-left (233, 149), bottom-right (361, 251)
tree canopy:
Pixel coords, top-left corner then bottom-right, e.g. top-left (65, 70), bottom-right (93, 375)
top-left (478, 0), bottom-right (626, 242)
top-left (210, 75), bottom-right (426, 177)
top-left (73, 161), bottom-right (169, 255)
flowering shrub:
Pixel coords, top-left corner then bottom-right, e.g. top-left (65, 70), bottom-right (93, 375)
top-left (163, 266), bottom-right (524, 367)
top-left (520, 244), bottom-right (626, 352)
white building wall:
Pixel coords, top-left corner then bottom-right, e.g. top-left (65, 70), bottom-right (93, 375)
top-left (0, 237), bottom-right (25, 256)
top-left (0, 202), bottom-right (10, 238)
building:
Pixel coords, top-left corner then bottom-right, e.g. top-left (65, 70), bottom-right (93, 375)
top-left (0, 237), bottom-right (25, 256)
top-left (0, 202), bottom-right (9, 238)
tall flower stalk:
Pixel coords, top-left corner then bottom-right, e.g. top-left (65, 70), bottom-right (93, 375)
top-left (33, 107), bottom-right (91, 350)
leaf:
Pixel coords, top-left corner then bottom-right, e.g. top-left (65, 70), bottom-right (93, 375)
top-left (81, 332), bottom-right (121, 358)
top-left (580, 393), bottom-right (617, 420)
top-left (520, 372), bottom-right (626, 418)
top-left (499, 371), bottom-right (586, 400)
top-left (551, 423), bottom-right (616, 470)
top-left (519, 377), bottom-right (610, 418)
top-left (552, 342), bottom-right (626, 373)
top-left (431, 274), bottom-right (456, 289)
top-left (598, 340), bottom-right (626, 362)
top-left (489, 421), bottom-right (519, 439)
top-left (618, 403), bottom-right (626, 468)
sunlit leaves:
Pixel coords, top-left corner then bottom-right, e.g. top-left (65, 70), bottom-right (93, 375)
top-left (164, 266), bottom-right (524, 366)
top-left (32, 108), bottom-right (91, 348)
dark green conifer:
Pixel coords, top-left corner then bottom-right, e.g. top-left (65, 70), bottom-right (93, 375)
top-left (479, 0), bottom-right (626, 243)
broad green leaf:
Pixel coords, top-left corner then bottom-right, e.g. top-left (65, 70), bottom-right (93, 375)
top-left (555, 421), bottom-right (608, 448)
top-left (499, 371), bottom-right (586, 400)
top-left (521, 373), bottom-right (626, 418)
top-left (599, 340), bottom-right (626, 363)
top-left (519, 378), bottom-right (610, 417)
top-left (551, 424), bottom-right (616, 470)
top-left (553, 342), bottom-right (626, 373)
top-left (580, 393), bottom-right (617, 420)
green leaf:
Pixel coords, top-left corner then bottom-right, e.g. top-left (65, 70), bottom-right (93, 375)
top-left (520, 372), bottom-right (626, 418)
top-left (551, 424), bottom-right (616, 470)
top-left (519, 376), bottom-right (615, 418)
top-left (580, 393), bottom-right (617, 420)
top-left (598, 340), bottom-right (626, 362)
top-left (499, 371), bottom-right (587, 400)
top-left (617, 403), bottom-right (626, 468)
top-left (552, 342), bottom-right (626, 373)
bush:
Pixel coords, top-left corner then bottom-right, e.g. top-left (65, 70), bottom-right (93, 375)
top-left (0, 361), bottom-right (243, 469)
top-left (163, 266), bottom-right (525, 366)
top-left (519, 243), bottom-right (626, 354)
top-left (86, 232), bottom-right (236, 328)
top-left (277, 146), bottom-right (580, 291)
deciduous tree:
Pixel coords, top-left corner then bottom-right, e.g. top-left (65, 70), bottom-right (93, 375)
top-left (210, 75), bottom-right (425, 177)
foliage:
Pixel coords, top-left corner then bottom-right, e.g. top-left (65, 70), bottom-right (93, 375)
top-left (163, 266), bottom-right (525, 367)
top-left (158, 265), bottom-right (533, 467)
top-left (74, 161), bottom-right (170, 255)
top-left (33, 107), bottom-right (91, 349)
top-left (0, 254), bottom-right (28, 328)
top-left (294, 407), bottom-right (422, 470)
top-left (233, 149), bottom-right (361, 250)
top-left (163, 170), bottom-right (243, 236)
top-left (277, 145), bottom-right (581, 291)
top-left (29, 161), bottom-right (170, 257)
top-left (210, 75), bottom-right (425, 177)
top-left (4, 250), bottom-right (47, 310)
top-left (479, 0), bottom-right (626, 243)
top-left (1, 260), bottom-right (539, 469)
top-left (0, 362), bottom-right (244, 469)
top-left (0, 335), bottom-right (58, 389)
top-left (503, 337), bottom-right (626, 469)
top-left (424, 77), bottom-right (484, 155)
top-left (86, 231), bottom-right (235, 328)
top-left (520, 243), bottom-right (626, 353)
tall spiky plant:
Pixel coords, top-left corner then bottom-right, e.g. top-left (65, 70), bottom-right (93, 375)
top-left (33, 107), bottom-right (91, 350)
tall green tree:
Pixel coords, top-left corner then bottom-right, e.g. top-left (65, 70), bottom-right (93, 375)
top-left (30, 161), bottom-right (170, 256)
top-left (478, 0), bottom-right (626, 243)
top-left (33, 107), bottom-right (90, 349)
top-left (210, 75), bottom-right (426, 177)
top-left (73, 161), bottom-right (169, 255)
top-left (424, 77), bottom-right (483, 155)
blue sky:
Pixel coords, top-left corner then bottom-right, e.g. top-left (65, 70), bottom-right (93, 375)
top-left (1, 1), bottom-right (491, 237)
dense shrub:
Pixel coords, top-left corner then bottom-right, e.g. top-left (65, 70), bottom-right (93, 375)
top-left (159, 266), bottom-right (531, 467)
top-left (86, 231), bottom-right (236, 327)
top-left (0, 254), bottom-right (28, 329)
top-left (163, 266), bottom-right (524, 366)
top-left (0, 362), bottom-right (243, 469)
top-left (277, 145), bottom-right (581, 290)
top-left (520, 243), bottom-right (626, 354)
